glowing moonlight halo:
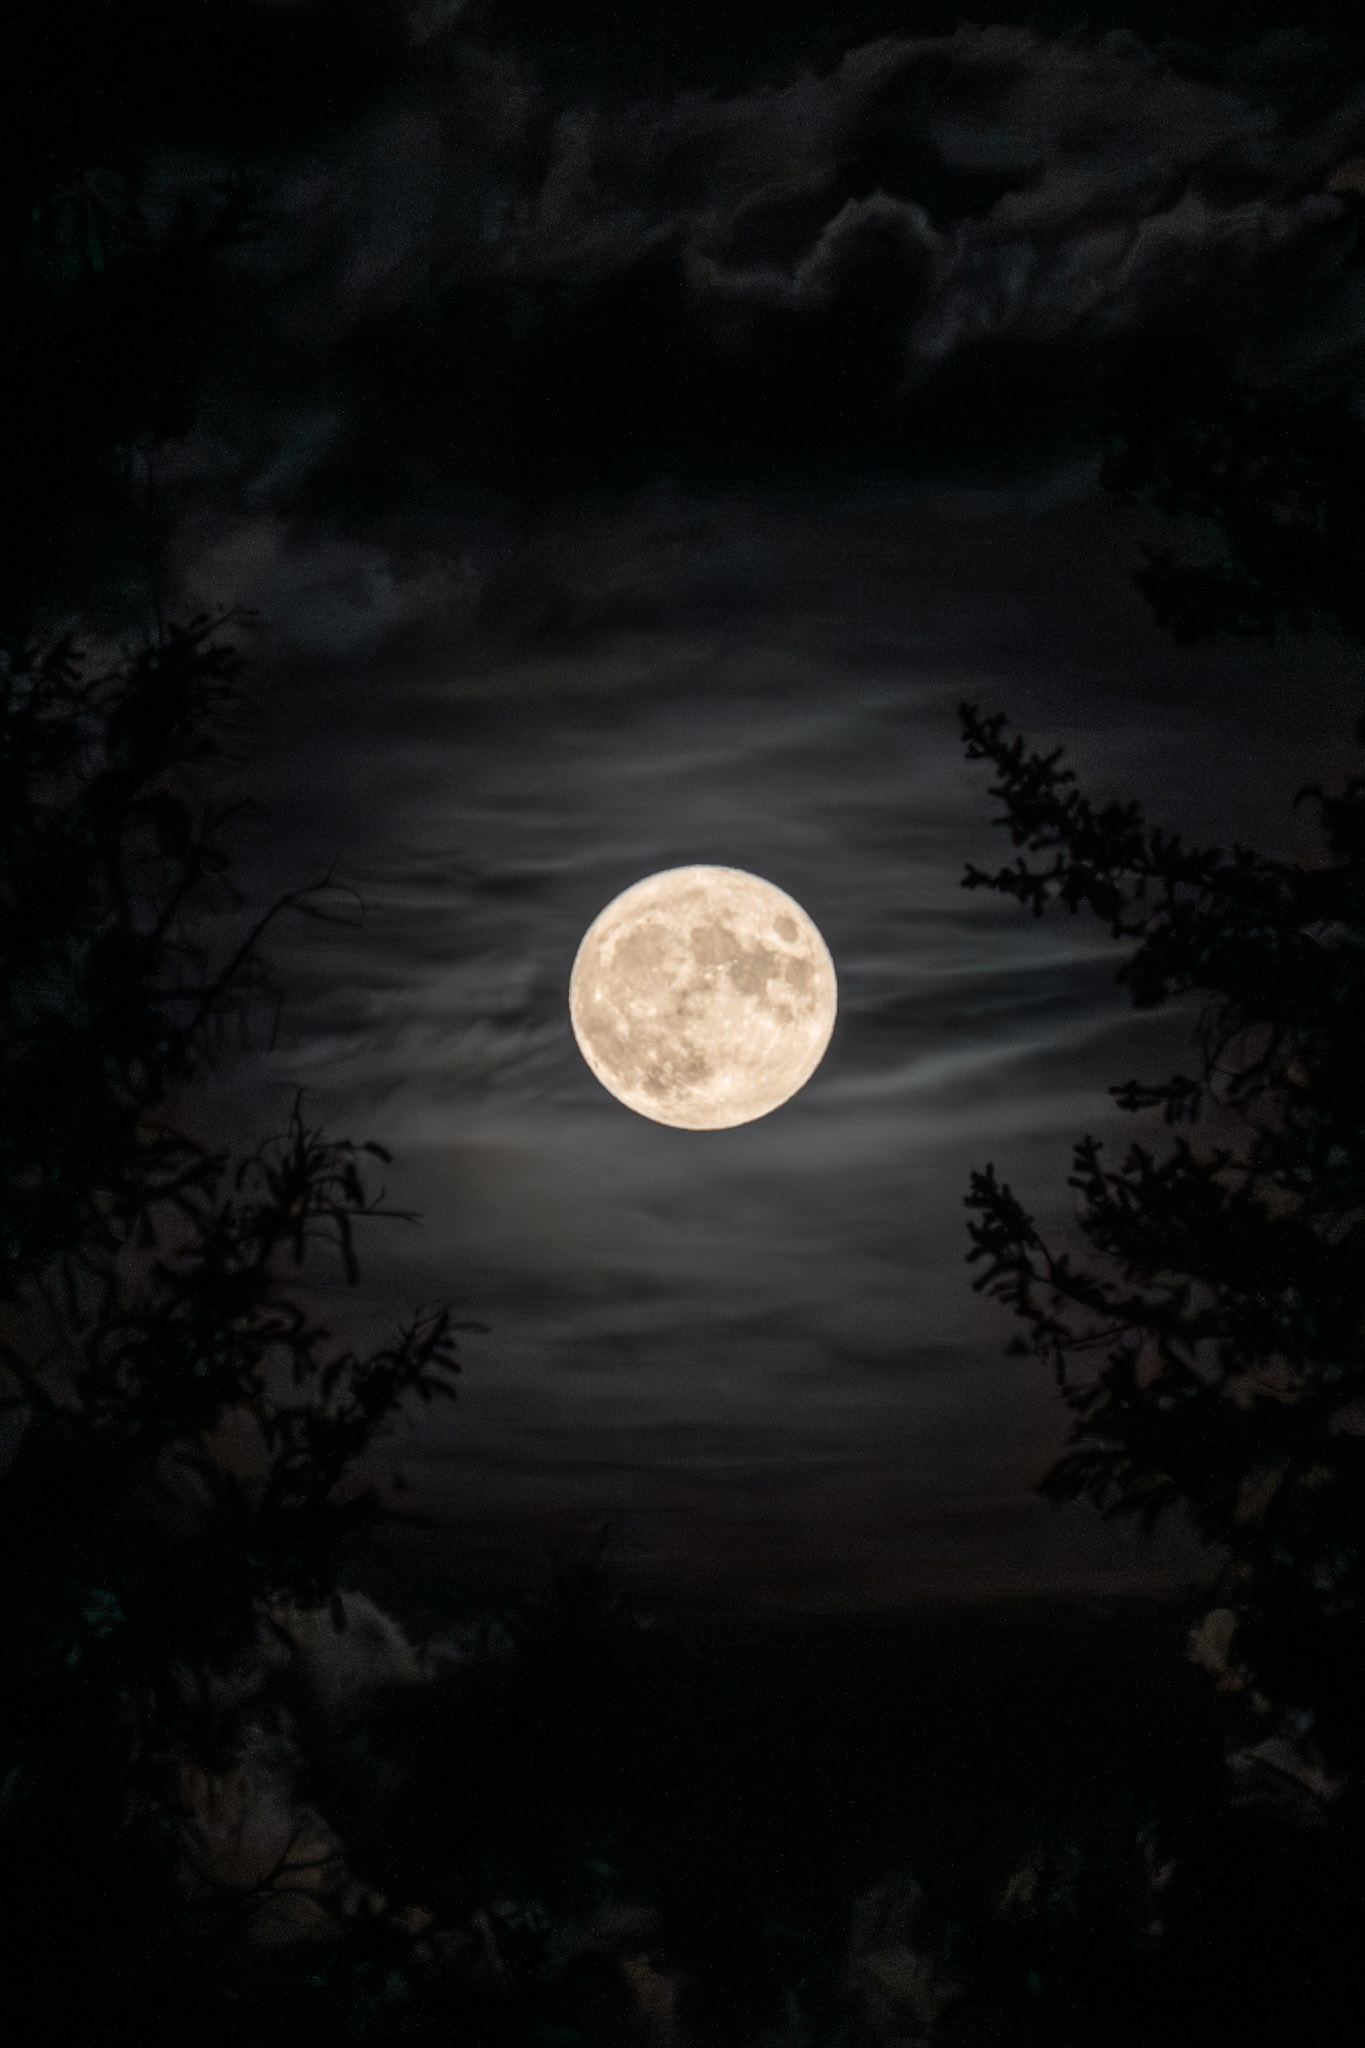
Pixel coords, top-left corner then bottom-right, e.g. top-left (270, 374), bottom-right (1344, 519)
top-left (569, 866), bottom-right (837, 1130)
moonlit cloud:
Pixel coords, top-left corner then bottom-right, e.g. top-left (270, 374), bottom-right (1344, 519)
top-left (199, 484), bottom-right (1365, 1606)
top-left (138, 11), bottom-right (1365, 1607)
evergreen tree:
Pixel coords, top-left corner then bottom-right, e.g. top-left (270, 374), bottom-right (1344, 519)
top-left (960, 699), bottom-right (1365, 1777)
top-left (0, 617), bottom-right (466, 2038)
top-left (1101, 349), bottom-right (1365, 645)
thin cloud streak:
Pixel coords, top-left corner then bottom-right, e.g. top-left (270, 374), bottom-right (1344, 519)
top-left (204, 484), bottom-right (1363, 1605)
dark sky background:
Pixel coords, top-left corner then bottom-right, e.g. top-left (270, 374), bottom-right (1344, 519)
top-left (23, 1), bottom-right (1365, 1607)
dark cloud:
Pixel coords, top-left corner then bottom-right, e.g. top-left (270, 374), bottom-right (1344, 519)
top-left (134, 14), bottom-right (1365, 525)
top-left (13, 6), bottom-right (1365, 627)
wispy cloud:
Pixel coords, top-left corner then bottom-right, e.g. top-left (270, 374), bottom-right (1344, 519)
top-left (202, 484), bottom-right (1365, 1603)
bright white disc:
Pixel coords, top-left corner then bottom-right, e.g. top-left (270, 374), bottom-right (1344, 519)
top-left (569, 865), bottom-right (837, 1129)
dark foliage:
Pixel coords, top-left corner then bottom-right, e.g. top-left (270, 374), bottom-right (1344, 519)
top-left (2, 616), bottom-right (260, 1286)
top-left (0, 619), bottom-right (467, 2038)
top-left (959, 701), bottom-right (1365, 1773)
top-left (1101, 351), bottom-right (1365, 644)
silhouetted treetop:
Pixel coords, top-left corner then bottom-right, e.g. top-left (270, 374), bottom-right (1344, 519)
top-left (3, 616), bottom-right (261, 1288)
top-left (0, 614), bottom-right (466, 1714)
top-left (0, 616), bottom-right (491, 2042)
top-left (961, 701), bottom-right (1365, 1772)
top-left (1102, 353), bottom-right (1365, 645)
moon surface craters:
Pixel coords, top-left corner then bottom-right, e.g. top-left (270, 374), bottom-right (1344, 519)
top-left (569, 866), bottom-right (837, 1129)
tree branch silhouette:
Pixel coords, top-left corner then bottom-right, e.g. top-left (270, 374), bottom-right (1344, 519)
top-left (960, 699), bottom-right (1365, 1772)
top-left (0, 616), bottom-right (471, 2002)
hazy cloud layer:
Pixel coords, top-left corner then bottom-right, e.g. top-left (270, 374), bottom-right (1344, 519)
top-left (145, 12), bottom-right (1365, 1607)
top-left (200, 484), bottom-right (1365, 1607)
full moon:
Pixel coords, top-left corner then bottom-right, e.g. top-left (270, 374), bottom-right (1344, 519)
top-left (569, 866), bottom-right (837, 1129)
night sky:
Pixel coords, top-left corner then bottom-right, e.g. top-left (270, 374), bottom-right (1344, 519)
top-left (23, 0), bottom-right (1365, 1608)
